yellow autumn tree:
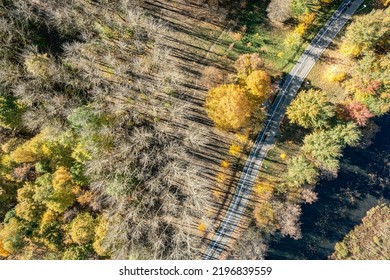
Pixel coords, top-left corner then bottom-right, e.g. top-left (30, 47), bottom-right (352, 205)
top-left (253, 202), bottom-right (277, 231)
top-left (40, 209), bottom-right (58, 232)
top-left (299, 12), bottom-right (316, 25)
top-left (93, 215), bottom-right (110, 257)
top-left (9, 130), bottom-right (49, 163)
top-left (339, 8), bottom-right (390, 57)
top-left (325, 66), bottom-right (347, 82)
top-left (15, 182), bottom-right (45, 222)
top-left (0, 218), bottom-right (25, 253)
top-left (0, 239), bottom-right (9, 257)
top-left (245, 70), bottom-right (272, 104)
top-left (197, 222), bottom-right (206, 232)
top-left (254, 181), bottom-right (274, 201)
top-left (206, 84), bottom-right (253, 131)
top-left (0, 224), bottom-right (9, 258)
top-left (229, 143), bottom-right (241, 156)
top-left (33, 167), bottom-right (77, 214)
top-left (294, 23), bottom-right (307, 36)
top-left (69, 212), bottom-right (96, 245)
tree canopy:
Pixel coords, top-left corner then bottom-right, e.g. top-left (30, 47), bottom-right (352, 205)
top-left (287, 89), bottom-right (335, 129)
top-left (206, 84), bottom-right (253, 131)
top-left (331, 204), bottom-right (390, 260)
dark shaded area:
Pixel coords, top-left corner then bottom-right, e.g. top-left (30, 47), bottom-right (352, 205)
top-left (266, 113), bottom-right (390, 259)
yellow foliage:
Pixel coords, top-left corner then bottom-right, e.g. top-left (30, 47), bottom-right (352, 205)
top-left (1, 155), bottom-right (13, 169)
top-left (39, 209), bottom-right (58, 234)
top-left (340, 42), bottom-right (362, 57)
top-left (216, 172), bottom-right (228, 183)
top-left (45, 166), bottom-right (77, 213)
top-left (280, 153), bottom-right (287, 160)
top-left (24, 53), bottom-right (52, 78)
top-left (206, 84), bottom-right (253, 131)
top-left (235, 132), bottom-right (249, 144)
top-left (284, 32), bottom-right (303, 47)
top-left (52, 166), bottom-right (74, 189)
top-left (0, 218), bottom-right (24, 253)
top-left (253, 202), bottom-right (276, 229)
top-left (230, 32), bottom-right (242, 42)
top-left (277, 52), bottom-right (284, 58)
top-left (220, 160), bottom-right (230, 169)
top-left (71, 143), bottom-right (91, 163)
top-left (325, 66), bottom-right (347, 82)
top-left (40, 144), bottom-right (51, 157)
top-left (299, 12), bottom-right (316, 25)
top-left (321, 0), bottom-right (333, 3)
top-left (198, 222), bottom-right (206, 232)
top-left (294, 23), bottom-right (308, 36)
top-left (15, 182), bottom-right (44, 222)
top-left (10, 143), bottom-right (39, 163)
top-left (0, 239), bottom-right (9, 257)
top-left (77, 191), bottom-right (94, 205)
top-left (9, 130), bottom-right (48, 163)
top-left (213, 189), bottom-right (223, 199)
top-left (254, 181), bottom-right (274, 200)
top-left (53, 166), bottom-right (79, 197)
top-left (245, 70), bottom-right (272, 104)
top-left (229, 143), bottom-right (241, 157)
top-left (93, 215), bottom-right (109, 257)
top-left (69, 212), bottom-right (95, 245)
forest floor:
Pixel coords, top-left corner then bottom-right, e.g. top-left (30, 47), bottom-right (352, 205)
top-left (141, 0), bottom-right (246, 245)
top-left (141, 0), bottom-right (350, 257)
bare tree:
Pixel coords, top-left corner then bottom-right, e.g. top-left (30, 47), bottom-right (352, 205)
top-left (266, 0), bottom-right (292, 25)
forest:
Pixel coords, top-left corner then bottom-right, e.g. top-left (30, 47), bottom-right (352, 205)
top-left (0, 0), bottom-right (214, 260)
top-left (0, 0), bottom-right (389, 260)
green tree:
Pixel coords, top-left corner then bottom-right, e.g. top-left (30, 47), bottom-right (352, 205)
top-left (0, 217), bottom-right (27, 254)
top-left (340, 8), bottom-right (390, 57)
top-left (302, 130), bottom-right (342, 173)
top-left (0, 95), bottom-right (24, 129)
top-left (286, 155), bottom-right (319, 186)
top-left (62, 245), bottom-right (93, 260)
top-left (0, 181), bottom-right (18, 221)
top-left (15, 183), bottom-right (45, 222)
top-left (302, 123), bottom-right (361, 173)
top-left (34, 168), bottom-right (76, 214)
top-left (287, 89), bottom-right (335, 129)
top-left (332, 122), bottom-right (362, 147)
top-left (291, 0), bottom-right (310, 18)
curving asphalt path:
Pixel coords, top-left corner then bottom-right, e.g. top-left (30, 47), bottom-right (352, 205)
top-left (203, 0), bottom-right (365, 260)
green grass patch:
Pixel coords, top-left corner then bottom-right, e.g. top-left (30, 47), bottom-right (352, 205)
top-left (213, 0), bottom-right (346, 75)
